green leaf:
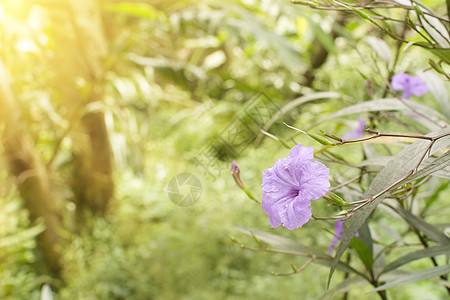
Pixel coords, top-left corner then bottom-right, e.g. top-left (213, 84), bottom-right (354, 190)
top-left (401, 151), bottom-right (450, 184)
top-left (0, 223), bottom-right (45, 249)
top-left (428, 59), bottom-right (447, 76)
top-left (381, 245), bottom-right (450, 275)
top-left (335, 1), bottom-right (371, 21)
top-left (371, 265), bottom-right (450, 292)
top-left (414, 3), bottom-right (450, 48)
top-left (394, 206), bottom-right (450, 246)
top-left (350, 238), bottom-right (374, 271)
top-left (417, 70), bottom-right (450, 119)
top-left (364, 36), bottom-right (391, 66)
top-left (429, 48), bottom-right (450, 65)
top-left (219, 3), bottom-right (305, 71)
top-left (312, 99), bottom-right (447, 128)
top-left (327, 127), bottom-right (450, 287)
top-left (259, 129), bottom-right (292, 149)
top-left (319, 276), bottom-right (369, 300)
top-left (356, 157), bottom-right (391, 167)
top-left (236, 227), bottom-right (367, 277)
top-left (376, 222), bottom-right (404, 247)
top-left (372, 244), bottom-right (386, 278)
top-left (425, 181), bottom-right (450, 209)
top-left (236, 227), bottom-right (323, 256)
top-left (358, 222), bottom-right (373, 256)
top-left (334, 0), bottom-right (394, 38)
top-left (325, 192), bottom-right (349, 206)
top-left (307, 132), bottom-right (333, 145)
top-left (283, 123), bottom-right (333, 145)
top-left (433, 168), bottom-right (450, 180)
top-left (263, 92), bottom-right (340, 132)
top-left (128, 53), bottom-right (207, 80)
top-left (298, 12), bottom-right (337, 56)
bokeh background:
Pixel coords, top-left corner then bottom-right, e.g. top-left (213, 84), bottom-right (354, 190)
top-left (0, 0), bottom-right (448, 299)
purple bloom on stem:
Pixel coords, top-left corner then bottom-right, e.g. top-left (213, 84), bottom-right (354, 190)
top-left (343, 117), bottom-right (366, 140)
top-left (261, 144), bottom-right (330, 230)
top-left (391, 72), bottom-right (429, 99)
top-left (328, 220), bottom-right (360, 255)
top-left (328, 221), bottom-right (345, 255)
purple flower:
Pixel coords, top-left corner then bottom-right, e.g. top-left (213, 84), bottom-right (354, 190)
top-left (391, 72), bottom-right (430, 99)
top-left (261, 144), bottom-right (330, 230)
top-left (343, 117), bottom-right (366, 140)
top-left (328, 220), bottom-right (360, 255)
top-left (328, 221), bottom-right (345, 255)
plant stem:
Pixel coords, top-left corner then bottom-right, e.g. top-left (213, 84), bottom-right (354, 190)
top-left (377, 289), bottom-right (388, 300)
top-left (343, 253), bottom-right (351, 300)
top-left (414, 229), bottom-right (450, 295)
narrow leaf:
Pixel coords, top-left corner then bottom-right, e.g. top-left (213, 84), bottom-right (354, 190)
top-left (429, 48), bottom-right (450, 64)
top-left (236, 227), bottom-right (365, 276)
top-left (417, 7), bottom-right (450, 48)
top-left (416, 70), bottom-right (450, 119)
top-left (381, 245), bottom-right (450, 275)
top-left (401, 151), bottom-right (450, 184)
top-left (356, 157), bottom-right (391, 167)
top-left (328, 128), bottom-right (449, 287)
top-left (394, 206), bottom-right (450, 245)
top-left (320, 276), bottom-right (368, 300)
top-left (220, 3), bottom-right (305, 70)
top-left (364, 36), bottom-right (391, 66)
top-left (371, 265), bottom-right (450, 292)
top-left (263, 92), bottom-right (340, 132)
top-left (236, 227), bottom-right (323, 256)
top-left (312, 99), bottom-right (447, 128)
top-left (350, 238), bottom-right (374, 270)
top-left (298, 12), bottom-right (337, 55)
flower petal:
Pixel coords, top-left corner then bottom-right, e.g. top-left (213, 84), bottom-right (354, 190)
top-left (343, 118), bottom-right (366, 140)
top-left (281, 197), bottom-right (312, 230)
top-left (410, 77), bottom-right (429, 96)
top-left (288, 144), bottom-right (314, 164)
top-left (391, 72), bottom-right (429, 99)
top-left (262, 189), bottom-right (298, 228)
top-left (262, 158), bottom-right (298, 192)
top-left (296, 161), bottom-right (330, 201)
top-left (329, 221), bottom-right (345, 255)
top-left (402, 88), bottom-right (413, 99)
top-left (391, 72), bottom-right (408, 90)
top-left (261, 144), bottom-right (330, 230)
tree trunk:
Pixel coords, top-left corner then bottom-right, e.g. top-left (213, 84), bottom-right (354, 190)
top-left (48, 0), bottom-right (113, 220)
top-left (0, 61), bottom-right (64, 275)
top-left (302, 12), bottom-right (348, 87)
top-left (72, 111), bottom-right (113, 218)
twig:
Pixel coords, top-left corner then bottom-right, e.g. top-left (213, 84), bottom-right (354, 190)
top-left (232, 237), bottom-right (371, 281)
top-left (272, 256), bottom-right (315, 276)
top-left (334, 131), bottom-right (450, 215)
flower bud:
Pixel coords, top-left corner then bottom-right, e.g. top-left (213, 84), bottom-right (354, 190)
top-left (230, 160), bottom-right (244, 189)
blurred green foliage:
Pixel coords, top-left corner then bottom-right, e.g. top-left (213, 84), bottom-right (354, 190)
top-left (0, 0), bottom-right (448, 299)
